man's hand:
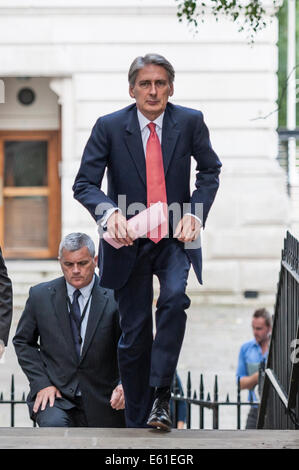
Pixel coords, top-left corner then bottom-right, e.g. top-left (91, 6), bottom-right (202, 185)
top-left (239, 372), bottom-right (259, 391)
top-left (33, 386), bottom-right (62, 413)
top-left (110, 384), bottom-right (125, 410)
top-left (106, 211), bottom-right (135, 247)
top-left (174, 214), bottom-right (201, 243)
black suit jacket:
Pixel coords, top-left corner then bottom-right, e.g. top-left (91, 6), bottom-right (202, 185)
top-left (13, 275), bottom-right (125, 427)
top-left (0, 247), bottom-right (12, 346)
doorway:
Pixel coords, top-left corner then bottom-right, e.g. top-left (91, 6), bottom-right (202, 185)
top-left (0, 130), bottom-right (61, 258)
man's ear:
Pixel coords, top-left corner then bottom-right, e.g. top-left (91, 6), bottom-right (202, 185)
top-left (129, 86), bottom-right (135, 98)
top-left (169, 83), bottom-right (174, 97)
top-left (94, 255), bottom-right (98, 266)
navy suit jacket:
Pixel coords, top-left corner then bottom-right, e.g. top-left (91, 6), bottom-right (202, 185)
top-left (73, 102), bottom-right (222, 289)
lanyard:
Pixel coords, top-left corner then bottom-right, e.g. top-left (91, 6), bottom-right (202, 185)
top-left (67, 291), bottom-right (93, 345)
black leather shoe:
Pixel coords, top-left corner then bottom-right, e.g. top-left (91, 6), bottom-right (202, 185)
top-left (147, 397), bottom-right (172, 432)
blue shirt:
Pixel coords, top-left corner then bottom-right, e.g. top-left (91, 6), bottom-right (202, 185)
top-left (236, 339), bottom-right (268, 402)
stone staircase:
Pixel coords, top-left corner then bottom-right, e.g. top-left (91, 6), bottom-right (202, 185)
top-left (5, 260), bottom-right (61, 316)
top-left (5, 259), bottom-right (276, 316)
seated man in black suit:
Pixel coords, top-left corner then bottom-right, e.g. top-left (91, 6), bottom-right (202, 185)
top-left (13, 232), bottom-right (125, 427)
top-left (0, 247), bottom-right (12, 358)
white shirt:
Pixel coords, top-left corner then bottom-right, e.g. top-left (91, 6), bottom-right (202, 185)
top-left (137, 109), bottom-right (164, 155)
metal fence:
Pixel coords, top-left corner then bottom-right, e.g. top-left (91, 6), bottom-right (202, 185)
top-left (0, 375), bottom-right (35, 427)
top-left (257, 231), bottom-right (299, 429)
top-left (171, 372), bottom-right (256, 430)
top-left (1, 372), bottom-right (255, 429)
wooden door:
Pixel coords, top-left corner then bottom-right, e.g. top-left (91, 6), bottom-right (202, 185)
top-left (0, 131), bottom-right (61, 258)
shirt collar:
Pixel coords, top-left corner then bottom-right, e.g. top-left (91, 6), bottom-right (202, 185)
top-left (137, 109), bottom-right (164, 132)
top-left (253, 338), bottom-right (267, 355)
top-left (66, 274), bottom-right (95, 299)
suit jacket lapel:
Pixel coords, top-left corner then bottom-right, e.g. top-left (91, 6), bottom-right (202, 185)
top-left (80, 281), bottom-right (108, 361)
top-left (49, 277), bottom-right (78, 363)
top-left (162, 104), bottom-right (181, 177)
top-left (124, 107), bottom-right (146, 187)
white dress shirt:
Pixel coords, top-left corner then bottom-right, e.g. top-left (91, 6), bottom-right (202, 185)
top-left (137, 109), bottom-right (163, 153)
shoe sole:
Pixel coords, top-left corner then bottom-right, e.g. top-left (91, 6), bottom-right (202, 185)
top-left (147, 419), bottom-right (172, 432)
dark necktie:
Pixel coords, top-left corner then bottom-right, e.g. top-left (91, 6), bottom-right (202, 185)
top-left (70, 289), bottom-right (82, 358)
top-left (146, 122), bottom-right (168, 242)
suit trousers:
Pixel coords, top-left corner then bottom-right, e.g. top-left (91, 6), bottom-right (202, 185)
top-left (35, 396), bottom-right (88, 427)
top-left (115, 238), bottom-right (191, 428)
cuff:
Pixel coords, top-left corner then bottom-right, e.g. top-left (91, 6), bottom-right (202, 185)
top-left (100, 207), bottom-right (122, 228)
top-left (185, 212), bottom-right (202, 227)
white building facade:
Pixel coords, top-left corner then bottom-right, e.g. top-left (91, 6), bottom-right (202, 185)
top-left (0, 0), bottom-right (292, 305)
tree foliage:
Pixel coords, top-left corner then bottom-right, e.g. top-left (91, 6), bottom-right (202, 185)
top-left (176, 0), bottom-right (280, 40)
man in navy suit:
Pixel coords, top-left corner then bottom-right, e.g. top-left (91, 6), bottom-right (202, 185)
top-left (73, 53), bottom-right (222, 430)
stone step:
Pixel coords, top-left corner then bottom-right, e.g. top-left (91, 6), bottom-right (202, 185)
top-left (6, 260), bottom-right (60, 271)
top-left (0, 428), bottom-right (298, 450)
top-left (8, 273), bottom-right (61, 285)
top-left (4, 261), bottom-right (61, 313)
top-left (6, 261), bottom-right (61, 287)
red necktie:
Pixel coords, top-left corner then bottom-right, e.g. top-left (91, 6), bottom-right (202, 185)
top-left (146, 122), bottom-right (168, 242)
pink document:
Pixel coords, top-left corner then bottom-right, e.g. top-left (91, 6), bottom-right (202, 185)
top-left (103, 202), bottom-right (167, 249)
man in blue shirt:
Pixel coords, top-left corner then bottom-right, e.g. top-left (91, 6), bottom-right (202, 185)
top-left (236, 308), bottom-right (272, 429)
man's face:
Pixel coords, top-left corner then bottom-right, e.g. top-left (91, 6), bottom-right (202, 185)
top-left (129, 64), bottom-right (174, 121)
top-left (252, 317), bottom-right (271, 345)
top-left (59, 247), bottom-right (97, 289)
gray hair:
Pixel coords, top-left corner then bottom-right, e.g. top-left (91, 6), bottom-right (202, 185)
top-left (58, 233), bottom-right (95, 258)
top-left (128, 53), bottom-right (175, 87)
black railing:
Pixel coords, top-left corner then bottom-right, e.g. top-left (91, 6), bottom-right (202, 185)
top-left (0, 375), bottom-right (35, 427)
top-left (171, 372), bottom-right (257, 430)
top-left (258, 231), bottom-right (299, 429)
top-left (1, 373), bottom-right (255, 429)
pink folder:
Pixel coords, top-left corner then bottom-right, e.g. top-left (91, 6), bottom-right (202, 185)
top-left (103, 201), bottom-right (167, 249)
